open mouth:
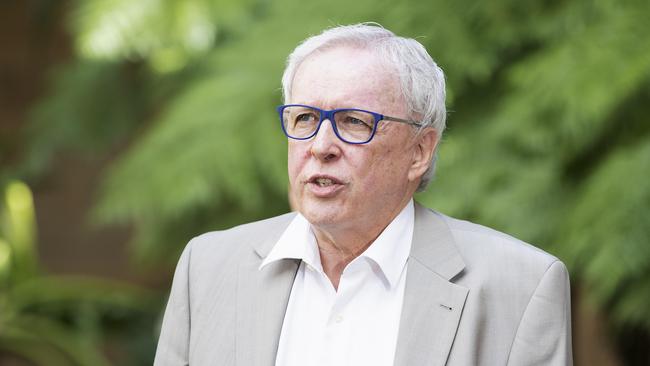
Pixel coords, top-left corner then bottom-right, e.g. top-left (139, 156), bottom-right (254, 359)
top-left (307, 175), bottom-right (345, 188)
top-left (314, 177), bottom-right (334, 187)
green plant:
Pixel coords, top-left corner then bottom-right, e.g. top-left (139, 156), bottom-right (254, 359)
top-left (0, 181), bottom-right (159, 365)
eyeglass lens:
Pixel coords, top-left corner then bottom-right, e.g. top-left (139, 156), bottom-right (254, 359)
top-left (281, 106), bottom-right (376, 143)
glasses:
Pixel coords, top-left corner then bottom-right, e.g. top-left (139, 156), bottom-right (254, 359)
top-left (277, 104), bottom-right (423, 144)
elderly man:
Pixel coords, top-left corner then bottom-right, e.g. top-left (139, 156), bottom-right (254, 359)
top-left (154, 24), bottom-right (572, 366)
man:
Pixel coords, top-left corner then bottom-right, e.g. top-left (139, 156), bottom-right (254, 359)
top-left (154, 24), bottom-right (572, 366)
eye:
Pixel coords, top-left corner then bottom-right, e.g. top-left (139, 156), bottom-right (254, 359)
top-left (338, 112), bottom-right (373, 130)
top-left (346, 117), bottom-right (366, 125)
top-left (295, 112), bottom-right (318, 123)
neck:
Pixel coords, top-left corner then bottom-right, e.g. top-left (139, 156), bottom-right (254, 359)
top-left (312, 198), bottom-right (412, 290)
top-left (312, 228), bottom-right (377, 290)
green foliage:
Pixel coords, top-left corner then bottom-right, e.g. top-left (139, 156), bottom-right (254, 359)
top-left (0, 181), bottom-right (159, 365)
top-left (563, 140), bottom-right (650, 329)
top-left (20, 60), bottom-right (146, 179)
top-left (70, 0), bottom-right (258, 73)
top-left (16, 0), bottom-right (650, 348)
top-left (0, 182), bottom-right (38, 284)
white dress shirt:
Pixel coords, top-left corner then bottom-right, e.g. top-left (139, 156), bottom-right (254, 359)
top-left (260, 200), bottom-right (414, 366)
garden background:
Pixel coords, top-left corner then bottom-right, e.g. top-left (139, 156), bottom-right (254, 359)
top-left (1, 0), bottom-right (649, 364)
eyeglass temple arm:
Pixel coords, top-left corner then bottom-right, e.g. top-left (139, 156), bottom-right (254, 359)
top-left (382, 115), bottom-right (424, 127)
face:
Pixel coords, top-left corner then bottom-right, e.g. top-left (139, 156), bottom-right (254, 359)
top-left (287, 46), bottom-right (435, 234)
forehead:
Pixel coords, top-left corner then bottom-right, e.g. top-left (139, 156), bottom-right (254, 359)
top-left (290, 46), bottom-right (405, 114)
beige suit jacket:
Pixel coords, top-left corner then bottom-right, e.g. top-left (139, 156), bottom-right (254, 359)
top-left (154, 204), bottom-right (572, 365)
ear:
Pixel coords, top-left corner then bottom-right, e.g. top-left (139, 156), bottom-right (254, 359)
top-left (408, 128), bottom-right (438, 183)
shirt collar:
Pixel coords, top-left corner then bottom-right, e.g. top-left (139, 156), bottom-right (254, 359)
top-left (260, 199), bottom-right (415, 289)
top-left (259, 213), bottom-right (320, 270)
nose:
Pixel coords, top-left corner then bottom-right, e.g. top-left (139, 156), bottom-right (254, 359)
top-left (310, 118), bottom-right (342, 162)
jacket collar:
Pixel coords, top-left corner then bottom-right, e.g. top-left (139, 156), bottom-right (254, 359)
top-left (410, 203), bottom-right (466, 281)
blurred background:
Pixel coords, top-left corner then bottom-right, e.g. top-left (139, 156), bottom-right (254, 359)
top-left (1, 0), bottom-right (649, 365)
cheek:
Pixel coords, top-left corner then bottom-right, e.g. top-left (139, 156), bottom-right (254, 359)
top-left (287, 143), bottom-right (307, 181)
top-left (348, 151), bottom-right (385, 188)
top-left (362, 147), bottom-right (412, 188)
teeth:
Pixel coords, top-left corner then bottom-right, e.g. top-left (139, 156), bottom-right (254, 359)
top-left (315, 178), bottom-right (333, 187)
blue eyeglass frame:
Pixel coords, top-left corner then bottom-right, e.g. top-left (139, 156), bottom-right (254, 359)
top-left (277, 104), bottom-right (423, 144)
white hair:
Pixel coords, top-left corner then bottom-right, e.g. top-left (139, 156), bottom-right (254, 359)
top-left (281, 23), bottom-right (447, 191)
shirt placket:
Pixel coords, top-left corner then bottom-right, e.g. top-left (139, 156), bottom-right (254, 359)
top-left (325, 260), bottom-right (370, 366)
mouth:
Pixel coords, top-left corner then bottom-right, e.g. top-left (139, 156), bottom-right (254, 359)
top-left (305, 175), bottom-right (346, 196)
top-left (314, 177), bottom-right (335, 187)
top-left (307, 175), bottom-right (344, 186)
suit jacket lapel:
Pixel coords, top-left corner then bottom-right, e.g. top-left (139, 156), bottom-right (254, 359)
top-left (394, 204), bottom-right (469, 366)
top-left (235, 214), bottom-right (300, 366)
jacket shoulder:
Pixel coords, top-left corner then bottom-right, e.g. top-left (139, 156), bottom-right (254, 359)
top-left (182, 212), bottom-right (296, 268)
top-left (191, 212), bottom-right (295, 247)
top-left (428, 211), bottom-right (572, 364)
top-left (436, 212), bottom-right (567, 316)
top-left (441, 213), bottom-right (559, 270)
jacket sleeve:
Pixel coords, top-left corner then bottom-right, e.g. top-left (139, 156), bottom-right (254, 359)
top-left (153, 242), bottom-right (193, 366)
top-left (507, 260), bottom-right (573, 366)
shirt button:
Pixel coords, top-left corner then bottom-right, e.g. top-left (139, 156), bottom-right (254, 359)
top-left (335, 315), bottom-right (344, 323)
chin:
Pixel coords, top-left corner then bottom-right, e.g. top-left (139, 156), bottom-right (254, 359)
top-left (297, 199), bottom-right (346, 227)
